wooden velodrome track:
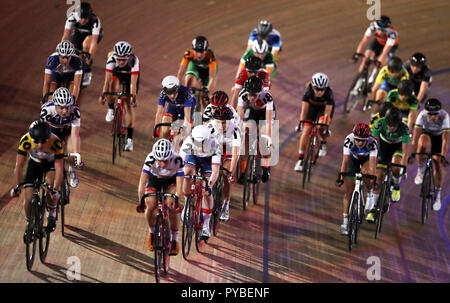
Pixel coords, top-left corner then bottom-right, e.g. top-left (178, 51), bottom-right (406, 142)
top-left (0, 0), bottom-right (449, 283)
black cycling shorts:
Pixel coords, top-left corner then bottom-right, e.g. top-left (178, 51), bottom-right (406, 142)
top-left (145, 173), bottom-right (176, 192)
top-left (24, 159), bottom-right (55, 188)
top-left (377, 139), bottom-right (402, 168)
top-left (367, 39), bottom-right (398, 58)
top-left (422, 131), bottom-right (442, 154)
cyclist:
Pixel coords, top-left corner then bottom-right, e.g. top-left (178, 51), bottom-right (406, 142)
top-left (61, 2), bottom-right (103, 86)
top-left (208, 106), bottom-right (242, 221)
top-left (154, 75), bottom-right (195, 140)
top-left (294, 73), bottom-right (334, 172)
top-left (410, 98), bottom-right (449, 211)
top-left (40, 87), bottom-right (83, 188)
top-left (43, 40), bottom-right (83, 103)
top-left (368, 56), bottom-right (409, 114)
top-left (246, 20), bottom-right (282, 64)
top-left (237, 39), bottom-right (276, 80)
top-left (137, 139), bottom-right (184, 255)
top-left (11, 121), bottom-right (64, 237)
top-left (403, 52), bottom-right (432, 105)
top-left (385, 80), bottom-right (419, 131)
top-left (353, 16), bottom-right (398, 74)
top-left (203, 91), bottom-right (240, 126)
top-left (237, 76), bottom-right (274, 183)
top-left (176, 36), bottom-right (218, 110)
top-left (99, 41), bottom-right (139, 151)
top-left (336, 123), bottom-right (377, 235)
top-left (366, 107), bottom-right (410, 222)
top-left (179, 125), bottom-right (222, 242)
top-left (230, 55), bottom-right (270, 108)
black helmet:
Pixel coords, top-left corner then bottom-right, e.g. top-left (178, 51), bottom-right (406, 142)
top-left (424, 98), bottom-right (441, 113)
top-left (257, 20), bottom-right (273, 38)
top-left (192, 36), bottom-right (208, 52)
top-left (78, 2), bottom-right (93, 18)
top-left (411, 52), bottom-right (427, 68)
top-left (244, 76), bottom-right (263, 94)
top-left (375, 16), bottom-right (392, 30)
top-left (29, 120), bottom-right (51, 143)
top-left (245, 55), bottom-right (262, 73)
top-left (213, 106), bottom-right (234, 121)
top-left (385, 107), bottom-right (402, 127)
top-left (388, 56), bottom-right (403, 73)
top-left (397, 80), bottom-right (413, 96)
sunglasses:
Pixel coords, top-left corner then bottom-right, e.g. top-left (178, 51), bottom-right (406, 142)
top-left (354, 138), bottom-right (367, 142)
top-left (427, 112), bottom-right (439, 116)
top-left (116, 57), bottom-right (128, 62)
top-left (194, 49), bottom-right (205, 53)
top-left (313, 87), bottom-right (326, 92)
top-left (249, 93), bottom-right (258, 97)
top-left (246, 69), bottom-right (258, 74)
top-left (33, 139), bottom-right (48, 144)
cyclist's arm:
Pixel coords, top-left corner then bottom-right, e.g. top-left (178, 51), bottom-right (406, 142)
top-left (88, 34), bottom-right (99, 57)
top-left (13, 153), bottom-right (26, 188)
top-left (43, 73), bottom-right (51, 96)
top-left (401, 142), bottom-right (410, 167)
top-left (154, 105), bottom-right (164, 128)
top-left (230, 87), bottom-right (240, 109)
top-left (138, 171), bottom-right (149, 202)
top-left (207, 65), bottom-right (217, 93)
top-left (323, 104), bottom-right (333, 125)
top-left (72, 73), bottom-right (82, 101)
top-left (377, 45), bottom-right (393, 67)
top-left (411, 124), bottom-right (422, 155)
top-left (183, 106), bottom-right (192, 137)
top-left (355, 35), bottom-right (371, 55)
top-left (236, 63), bottom-right (245, 80)
top-left (339, 154), bottom-right (350, 175)
top-left (231, 146), bottom-right (240, 176)
top-left (441, 131), bottom-right (448, 159)
top-left (417, 81), bottom-right (429, 104)
top-left (130, 74), bottom-right (138, 100)
top-left (70, 126), bottom-right (81, 154)
top-left (370, 81), bottom-right (381, 100)
top-left (61, 28), bottom-right (72, 41)
top-left (407, 110), bottom-right (418, 132)
top-left (209, 160), bottom-right (221, 188)
top-left (175, 176), bottom-right (184, 202)
top-left (177, 61), bottom-right (188, 83)
top-left (53, 158), bottom-right (63, 191)
top-left (265, 108), bottom-right (273, 139)
top-left (300, 101), bottom-right (309, 121)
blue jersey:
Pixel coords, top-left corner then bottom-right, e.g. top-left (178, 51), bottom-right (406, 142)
top-left (343, 134), bottom-right (378, 160)
top-left (157, 85), bottom-right (195, 108)
top-left (248, 28), bottom-right (282, 49)
top-left (44, 53), bottom-right (83, 77)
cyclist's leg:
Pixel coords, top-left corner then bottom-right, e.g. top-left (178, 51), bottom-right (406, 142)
top-left (161, 104), bottom-right (177, 139)
top-left (183, 156), bottom-right (198, 197)
top-left (430, 134), bottom-right (444, 208)
top-left (390, 145), bottom-right (404, 202)
top-left (358, 39), bottom-right (378, 73)
top-left (143, 178), bottom-right (158, 250)
top-left (415, 133), bottom-right (431, 182)
top-left (298, 104), bottom-right (317, 161)
top-left (185, 61), bottom-right (200, 88)
top-left (22, 159), bottom-right (43, 220)
top-left (201, 158), bottom-right (214, 238)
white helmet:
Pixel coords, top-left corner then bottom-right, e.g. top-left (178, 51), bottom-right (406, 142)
top-left (52, 87), bottom-right (73, 106)
top-left (113, 41), bottom-right (132, 57)
top-left (191, 125), bottom-right (211, 142)
top-left (311, 72), bottom-right (329, 89)
top-left (152, 139), bottom-right (173, 161)
top-left (162, 75), bottom-right (180, 94)
top-left (252, 39), bottom-right (268, 54)
top-left (56, 40), bottom-right (75, 56)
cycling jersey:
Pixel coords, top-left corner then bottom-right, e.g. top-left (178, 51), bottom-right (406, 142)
top-left (106, 53), bottom-right (140, 77)
top-left (235, 69), bottom-right (270, 90)
top-left (372, 118), bottom-right (410, 144)
top-left (302, 83), bottom-right (335, 108)
top-left (343, 133), bottom-right (378, 160)
top-left (179, 134), bottom-right (222, 165)
top-left (364, 22), bottom-right (399, 46)
top-left (17, 133), bottom-right (64, 163)
top-left (375, 66), bottom-right (409, 87)
top-left (248, 28), bottom-right (282, 51)
top-left (45, 53), bottom-right (83, 78)
top-left (240, 49), bottom-right (275, 77)
top-left (202, 104), bottom-right (240, 125)
top-left (142, 152), bottom-right (184, 179)
top-left (403, 61), bottom-right (432, 94)
top-left (206, 119), bottom-right (241, 157)
top-left (237, 89), bottom-right (274, 111)
top-left (40, 102), bottom-right (81, 140)
top-left (415, 109), bottom-right (450, 136)
top-left (386, 89), bottom-right (418, 113)
top-left (158, 85), bottom-right (195, 108)
top-left (180, 49), bottom-right (217, 71)
top-left (65, 13), bottom-right (102, 36)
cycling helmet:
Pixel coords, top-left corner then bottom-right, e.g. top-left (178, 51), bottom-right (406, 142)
top-left (152, 139), bottom-right (173, 161)
top-left (192, 36), bottom-right (208, 52)
top-left (113, 41), bottom-right (132, 57)
top-left (397, 80), bottom-right (413, 96)
top-left (210, 91), bottom-right (229, 107)
top-left (252, 39), bottom-right (268, 54)
top-left (388, 57), bottom-right (403, 73)
top-left (161, 75), bottom-right (180, 95)
top-left (311, 72), bottom-right (329, 89)
top-left (257, 20), bottom-right (273, 38)
top-left (52, 87), bottom-right (73, 106)
top-left (385, 107), bottom-right (402, 126)
top-left (191, 125), bottom-right (211, 142)
top-left (245, 55), bottom-right (262, 73)
top-left (353, 123), bottom-right (371, 140)
top-left (77, 2), bottom-right (93, 18)
top-left (411, 52), bottom-right (427, 68)
top-left (29, 120), bottom-right (51, 143)
top-left (424, 98), bottom-right (441, 114)
top-left (244, 76), bottom-right (263, 94)
top-left (56, 40), bottom-right (75, 56)
top-left (375, 16), bottom-right (392, 30)
top-left (213, 107), bottom-right (233, 121)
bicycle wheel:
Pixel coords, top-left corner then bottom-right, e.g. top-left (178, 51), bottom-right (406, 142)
top-left (181, 196), bottom-right (194, 260)
top-left (39, 192), bottom-right (50, 263)
top-left (25, 196), bottom-right (39, 271)
top-left (252, 157), bottom-right (261, 205)
top-left (112, 109), bottom-right (120, 164)
top-left (421, 167), bottom-right (432, 224)
top-left (60, 170), bottom-right (69, 237)
top-left (344, 73), bottom-right (367, 114)
top-left (195, 196), bottom-right (204, 253)
top-left (163, 218), bottom-right (171, 274)
top-left (375, 182), bottom-right (388, 239)
top-left (212, 174), bottom-right (223, 237)
top-left (302, 139), bottom-right (312, 188)
top-left (348, 192), bottom-right (359, 251)
top-left (242, 155), bottom-right (253, 210)
top-left (154, 214), bottom-right (163, 283)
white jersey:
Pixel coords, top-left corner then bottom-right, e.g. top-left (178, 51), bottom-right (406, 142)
top-left (40, 102), bottom-right (81, 129)
top-left (65, 13), bottom-right (102, 36)
top-left (179, 134), bottom-right (222, 165)
top-left (207, 119), bottom-right (241, 156)
top-left (142, 152), bottom-right (184, 179)
top-left (364, 22), bottom-right (398, 46)
top-left (415, 109), bottom-right (450, 136)
top-left (202, 104), bottom-right (240, 125)
top-left (237, 89), bottom-right (274, 111)
top-left (343, 133), bottom-right (378, 160)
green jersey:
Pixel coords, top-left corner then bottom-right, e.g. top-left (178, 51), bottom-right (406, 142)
top-left (240, 49), bottom-right (275, 76)
top-left (386, 89), bottom-right (418, 113)
top-left (372, 118), bottom-right (410, 144)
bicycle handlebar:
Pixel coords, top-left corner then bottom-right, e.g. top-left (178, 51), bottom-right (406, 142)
top-left (102, 91), bottom-right (135, 99)
top-left (339, 172), bottom-right (377, 183)
top-left (153, 123), bottom-right (173, 138)
top-left (298, 120), bottom-right (329, 131)
top-left (140, 192), bottom-right (179, 210)
top-left (64, 153), bottom-right (81, 166)
top-left (411, 152), bottom-right (448, 165)
top-left (41, 92), bottom-right (54, 105)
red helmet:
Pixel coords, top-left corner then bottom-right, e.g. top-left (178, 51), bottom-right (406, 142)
top-left (353, 123), bottom-right (371, 140)
top-left (210, 91), bottom-right (229, 107)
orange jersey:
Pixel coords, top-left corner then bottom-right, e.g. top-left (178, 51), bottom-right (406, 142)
top-left (180, 49), bottom-right (218, 70)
